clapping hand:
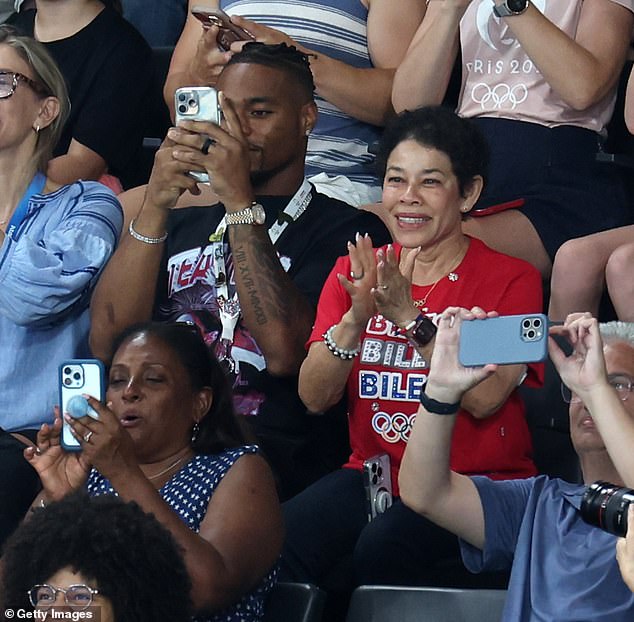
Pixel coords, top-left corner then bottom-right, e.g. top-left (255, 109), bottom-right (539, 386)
top-left (373, 244), bottom-right (420, 328)
top-left (338, 233), bottom-right (379, 328)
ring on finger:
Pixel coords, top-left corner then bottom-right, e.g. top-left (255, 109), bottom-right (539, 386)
top-left (350, 269), bottom-right (364, 280)
top-left (83, 431), bottom-right (93, 443)
top-left (201, 136), bottom-right (215, 155)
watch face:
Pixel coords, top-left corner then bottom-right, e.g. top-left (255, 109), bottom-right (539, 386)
top-left (507, 0), bottom-right (528, 12)
top-left (252, 204), bottom-right (266, 225)
top-left (411, 316), bottom-right (437, 347)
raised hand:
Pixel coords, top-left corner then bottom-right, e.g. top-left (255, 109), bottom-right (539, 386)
top-left (168, 92), bottom-right (253, 211)
top-left (337, 233), bottom-right (379, 328)
top-left (373, 244), bottom-right (420, 328)
top-left (189, 24), bottom-right (233, 87)
top-left (229, 17), bottom-right (304, 52)
top-left (62, 397), bottom-right (138, 483)
top-left (425, 306), bottom-right (498, 403)
top-left (23, 407), bottom-right (91, 501)
top-left (548, 313), bottom-right (608, 401)
top-left (145, 132), bottom-right (205, 211)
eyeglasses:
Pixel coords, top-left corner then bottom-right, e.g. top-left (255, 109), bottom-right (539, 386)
top-left (0, 71), bottom-right (46, 99)
top-left (561, 374), bottom-right (634, 404)
top-left (28, 584), bottom-right (99, 610)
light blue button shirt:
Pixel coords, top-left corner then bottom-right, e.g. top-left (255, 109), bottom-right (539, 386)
top-left (461, 475), bottom-right (634, 621)
top-left (0, 180), bottom-right (122, 431)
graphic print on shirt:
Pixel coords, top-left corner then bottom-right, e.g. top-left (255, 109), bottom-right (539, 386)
top-left (467, 0), bottom-right (547, 111)
top-left (160, 240), bottom-right (291, 416)
top-left (358, 313), bottom-right (432, 444)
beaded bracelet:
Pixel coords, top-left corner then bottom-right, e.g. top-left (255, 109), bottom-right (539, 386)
top-left (323, 324), bottom-right (361, 360)
top-left (129, 219), bottom-right (168, 245)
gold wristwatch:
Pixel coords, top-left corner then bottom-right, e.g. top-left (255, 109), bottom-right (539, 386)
top-left (225, 203), bottom-right (266, 226)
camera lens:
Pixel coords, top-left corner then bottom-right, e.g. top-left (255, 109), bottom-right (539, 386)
top-left (522, 319), bottom-right (531, 329)
top-left (527, 329), bottom-right (536, 339)
top-left (177, 104), bottom-right (187, 114)
top-left (63, 367), bottom-right (71, 375)
top-left (188, 99), bottom-right (197, 108)
top-left (64, 378), bottom-right (72, 386)
top-left (73, 372), bottom-right (81, 380)
top-left (178, 93), bottom-right (186, 101)
top-left (580, 480), bottom-right (634, 537)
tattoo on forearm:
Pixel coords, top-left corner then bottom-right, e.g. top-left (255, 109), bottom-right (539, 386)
top-left (233, 240), bottom-right (293, 325)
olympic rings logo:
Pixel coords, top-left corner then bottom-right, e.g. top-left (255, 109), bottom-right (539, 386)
top-left (371, 411), bottom-right (416, 443)
top-left (471, 82), bottom-right (528, 110)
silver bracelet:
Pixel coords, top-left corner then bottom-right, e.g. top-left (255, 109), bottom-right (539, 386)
top-left (323, 324), bottom-right (361, 360)
top-left (128, 218), bottom-right (168, 245)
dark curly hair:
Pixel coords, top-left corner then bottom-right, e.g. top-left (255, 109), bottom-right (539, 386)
top-left (110, 322), bottom-right (251, 454)
top-left (0, 493), bottom-right (191, 621)
top-left (225, 42), bottom-right (315, 102)
top-left (376, 106), bottom-right (490, 197)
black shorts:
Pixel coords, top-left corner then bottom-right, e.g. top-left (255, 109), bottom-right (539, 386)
top-left (472, 117), bottom-right (633, 260)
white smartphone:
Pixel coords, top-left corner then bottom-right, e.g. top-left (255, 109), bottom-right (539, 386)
top-left (362, 453), bottom-right (393, 522)
top-left (59, 360), bottom-right (105, 452)
top-left (174, 86), bottom-right (222, 184)
top-left (459, 313), bottom-right (549, 367)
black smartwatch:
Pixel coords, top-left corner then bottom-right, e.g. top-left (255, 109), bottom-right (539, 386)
top-left (493, 0), bottom-right (529, 16)
top-left (419, 389), bottom-right (461, 415)
top-left (407, 314), bottom-right (437, 348)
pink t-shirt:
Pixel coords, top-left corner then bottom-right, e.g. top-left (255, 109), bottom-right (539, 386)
top-left (458, 0), bottom-right (634, 131)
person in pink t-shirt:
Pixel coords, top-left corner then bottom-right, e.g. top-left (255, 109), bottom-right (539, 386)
top-left (393, 0), bottom-right (634, 279)
top-left (549, 62), bottom-right (634, 322)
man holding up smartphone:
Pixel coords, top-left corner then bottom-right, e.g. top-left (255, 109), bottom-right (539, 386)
top-left (164, 0), bottom-right (427, 206)
top-left (399, 310), bottom-right (634, 620)
top-left (90, 43), bottom-right (390, 501)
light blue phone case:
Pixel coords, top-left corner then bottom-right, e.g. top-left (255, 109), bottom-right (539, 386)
top-left (459, 314), bottom-right (548, 367)
top-left (59, 359), bottom-right (105, 452)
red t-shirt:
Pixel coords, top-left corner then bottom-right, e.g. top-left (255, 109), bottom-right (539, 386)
top-left (309, 237), bottom-right (543, 495)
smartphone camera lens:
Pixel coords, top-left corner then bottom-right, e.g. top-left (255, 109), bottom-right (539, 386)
top-left (527, 329), bottom-right (536, 339)
top-left (63, 367), bottom-right (71, 375)
top-left (188, 99), bottom-right (197, 108)
top-left (522, 319), bottom-right (531, 329)
top-left (73, 372), bottom-right (81, 381)
top-left (177, 93), bottom-right (187, 102)
top-left (64, 377), bottom-right (72, 386)
top-left (177, 104), bottom-right (187, 114)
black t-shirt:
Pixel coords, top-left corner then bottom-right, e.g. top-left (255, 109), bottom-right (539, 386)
top-left (156, 189), bottom-right (391, 498)
top-left (11, 8), bottom-right (152, 189)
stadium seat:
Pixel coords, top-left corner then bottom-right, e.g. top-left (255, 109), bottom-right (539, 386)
top-left (345, 585), bottom-right (507, 622)
top-left (263, 582), bottom-right (326, 622)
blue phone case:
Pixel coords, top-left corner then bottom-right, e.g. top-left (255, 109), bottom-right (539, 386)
top-left (458, 314), bottom-right (548, 367)
top-left (59, 359), bottom-right (105, 451)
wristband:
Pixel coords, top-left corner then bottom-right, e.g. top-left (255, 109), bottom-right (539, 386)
top-left (129, 219), bottom-right (168, 245)
top-left (323, 324), bottom-right (361, 360)
top-left (419, 388), bottom-right (460, 415)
